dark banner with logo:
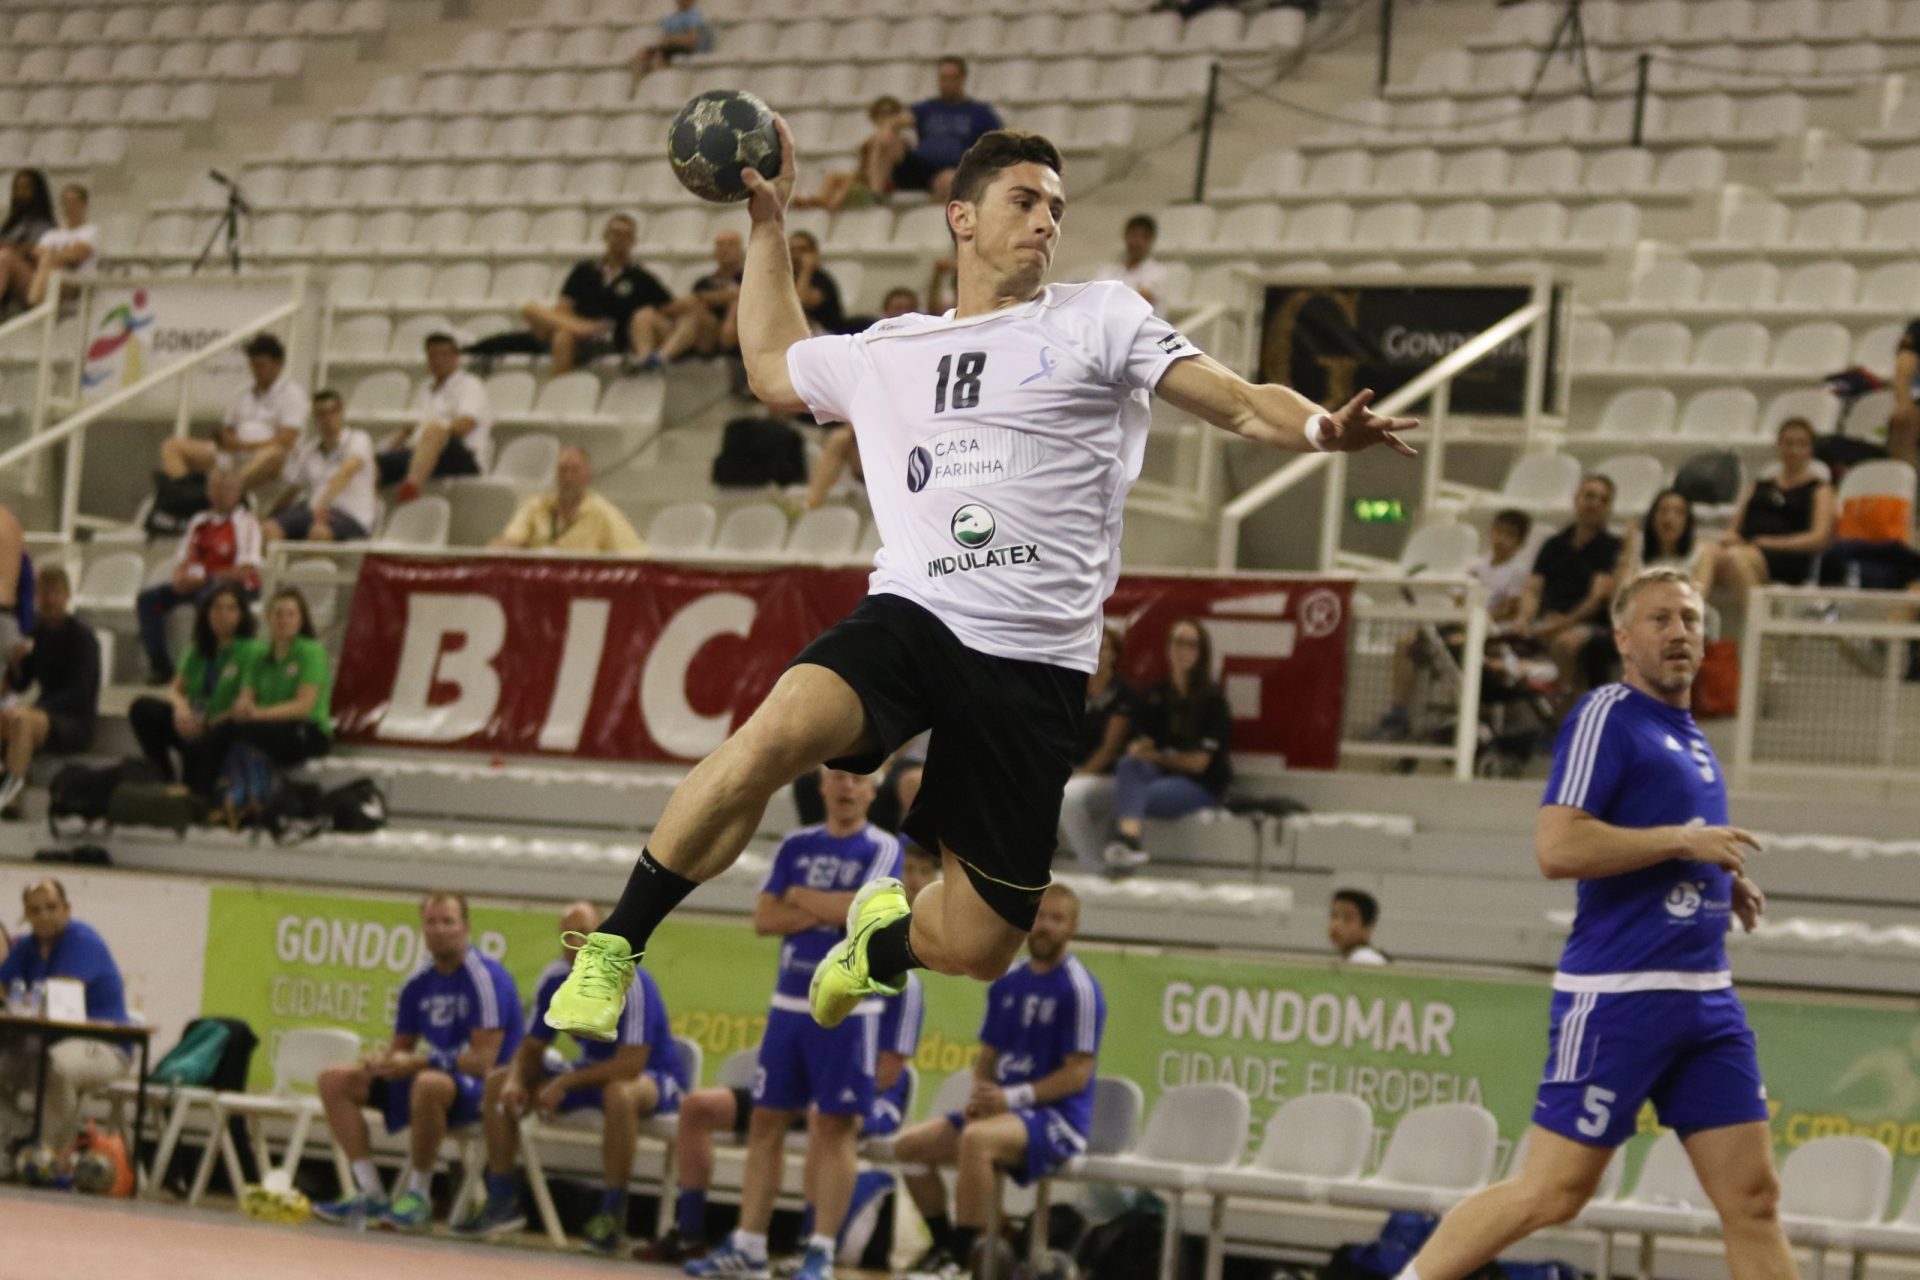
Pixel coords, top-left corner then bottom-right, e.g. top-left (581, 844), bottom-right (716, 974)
top-left (333, 558), bottom-right (1353, 768)
top-left (1256, 283), bottom-right (1543, 416)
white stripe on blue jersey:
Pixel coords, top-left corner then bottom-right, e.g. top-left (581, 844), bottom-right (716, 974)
top-left (1066, 957), bottom-right (1099, 1055)
top-left (463, 948), bottom-right (501, 1027)
top-left (890, 974), bottom-right (925, 1057)
top-left (621, 976), bottom-right (648, 1047)
top-left (1553, 685), bottom-right (1629, 810)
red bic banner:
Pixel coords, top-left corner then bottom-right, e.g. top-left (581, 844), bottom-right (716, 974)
top-left (333, 558), bottom-right (1353, 768)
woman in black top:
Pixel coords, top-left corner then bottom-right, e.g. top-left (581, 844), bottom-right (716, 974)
top-left (1721, 417), bottom-right (1834, 593)
top-left (1103, 618), bottom-right (1232, 871)
top-left (0, 169), bottom-right (55, 315)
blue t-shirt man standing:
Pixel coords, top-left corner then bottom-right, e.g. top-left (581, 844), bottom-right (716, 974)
top-left (0, 878), bottom-right (132, 1150)
top-left (1391, 568), bottom-right (1796, 1280)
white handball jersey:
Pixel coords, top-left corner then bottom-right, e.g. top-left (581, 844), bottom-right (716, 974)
top-left (787, 280), bottom-right (1201, 673)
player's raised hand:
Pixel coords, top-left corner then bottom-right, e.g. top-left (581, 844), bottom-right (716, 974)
top-left (740, 114), bottom-right (797, 225)
top-left (1322, 389), bottom-right (1420, 457)
top-left (1681, 825), bottom-right (1761, 873)
top-left (1732, 874), bottom-right (1766, 933)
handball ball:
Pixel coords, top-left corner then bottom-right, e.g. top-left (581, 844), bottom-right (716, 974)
top-left (72, 1151), bottom-right (116, 1195)
top-left (669, 89), bottom-right (781, 203)
top-left (19, 1144), bottom-right (61, 1187)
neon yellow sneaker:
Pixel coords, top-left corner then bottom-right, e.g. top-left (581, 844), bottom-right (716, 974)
top-left (543, 931), bottom-right (640, 1042)
top-left (809, 877), bottom-right (910, 1028)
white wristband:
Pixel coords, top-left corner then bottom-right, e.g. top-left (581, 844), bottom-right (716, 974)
top-left (1305, 413), bottom-right (1333, 452)
top-left (1003, 1084), bottom-right (1037, 1110)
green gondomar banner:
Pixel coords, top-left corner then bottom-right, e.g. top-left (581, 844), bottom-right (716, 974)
top-left (203, 885), bottom-right (1920, 1186)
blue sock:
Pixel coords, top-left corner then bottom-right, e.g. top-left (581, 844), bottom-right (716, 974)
top-left (600, 1186), bottom-right (627, 1217)
top-left (798, 1204), bottom-right (815, 1238)
top-left (484, 1172), bottom-right (516, 1207)
top-left (676, 1188), bottom-right (706, 1238)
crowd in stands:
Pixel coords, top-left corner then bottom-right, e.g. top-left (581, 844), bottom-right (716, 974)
top-left (0, 170), bottom-right (101, 318)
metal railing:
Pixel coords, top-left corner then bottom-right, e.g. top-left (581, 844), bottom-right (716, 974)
top-left (1733, 585), bottom-right (1920, 787)
top-left (1215, 295), bottom-right (1553, 571)
top-left (0, 274), bottom-right (65, 500)
top-left (1130, 299), bottom-right (1236, 523)
top-left (0, 272), bottom-right (309, 535)
top-left (1342, 574), bottom-right (1489, 781)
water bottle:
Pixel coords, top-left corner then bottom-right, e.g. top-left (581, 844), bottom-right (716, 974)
top-left (1846, 560), bottom-right (1863, 591)
top-left (6, 978), bottom-right (23, 1013)
top-left (26, 980), bottom-right (45, 1017)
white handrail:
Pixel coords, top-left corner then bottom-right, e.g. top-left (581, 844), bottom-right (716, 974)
top-left (1213, 300), bottom-right (1550, 570)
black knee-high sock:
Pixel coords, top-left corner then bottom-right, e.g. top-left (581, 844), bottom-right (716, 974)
top-left (598, 848), bottom-right (699, 951)
top-left (922, 1213), bottom-right (954, 1253)
top-left (951, 1224), bottom-right (980, 1267)
top-left (864, 914), bottom-right (924, 987)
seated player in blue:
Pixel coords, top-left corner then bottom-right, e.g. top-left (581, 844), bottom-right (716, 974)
top-left (641, 841), bottom-right (935, 1271)
top-left (687, 767), bottom-right (903, 1280)
top-left (1398, 567), bottom-right (1794, 1280)
top-left (313, 891), bottom-right (523, 1232)
top-left (455, 900), bottom-right (687, 1255)
top-left (894, 883), bottom-right (1104, 1280)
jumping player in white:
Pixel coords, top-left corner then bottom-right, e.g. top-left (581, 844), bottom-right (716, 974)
top-left (545, 121), bottom-right (1418, 1041)
top-left (1397, 566), bottom-right (1794, 1280)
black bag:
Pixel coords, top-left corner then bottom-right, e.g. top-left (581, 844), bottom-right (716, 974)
top-left (1815, 434), bottom-right (1889, 485)
top-left (145, 470), bottom-right (210, 537)
top-left (1673, 451), bottom-right (1743, 506)
top-left (48, 758), bottom-right (165, 832)
top-left (267, 777), bottom-right (387, 844)
top-left (711, 416), bottom-right (806, 488)
top-left (151, 1016), bottom-right (260, 1197)
top-left (107, 782), bottom-right (203, 835)
top-left (33, 845), bottom-right (111, 865)
top-left (463, 330), bottom-right (547, 358)
top-left (325, 778), bottom-right (388, 832)
top-left (262, 779), bottom-right (324, 843)
top-left (1074, 1201), bottom-right (1165, 1280)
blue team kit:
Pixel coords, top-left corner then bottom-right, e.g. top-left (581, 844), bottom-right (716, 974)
top-left (375, 947), bottom-right (522, 1133)
top-left (526, 958), bottom-right (688, 1115)
top-left (1533, 683), bottom-right (1770, 1147)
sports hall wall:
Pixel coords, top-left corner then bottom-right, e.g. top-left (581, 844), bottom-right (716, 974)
top-left (54, 867), bottom-right (1920, 1191)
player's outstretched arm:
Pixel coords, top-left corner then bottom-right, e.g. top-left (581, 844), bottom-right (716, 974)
top-left (1537, 805), bottom-right (1761, 881)
top-left (1155, 355), bottom-right (1420, 456)
top-left (737, 115), bottom-right (811, 415)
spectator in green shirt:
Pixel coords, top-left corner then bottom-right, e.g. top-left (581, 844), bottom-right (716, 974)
top-left (128, 583), bottom-right (260, 793)
top-left (197, 586), bottom-right (332, 778)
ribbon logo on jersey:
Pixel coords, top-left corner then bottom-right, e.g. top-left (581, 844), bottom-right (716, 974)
top-left (332, 558), bottom-right (1355, 768)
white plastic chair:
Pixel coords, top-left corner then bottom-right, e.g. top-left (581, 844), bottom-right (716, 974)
top-left (1616, 321), bottom-right (1691, 371)
top-left (785, 507), bottom-right (861, 562)
top-left (74, 552), bottom-right (144, 613)
top-left (1065, 1085), bottom-right (1253, 1280)
top-left (189, 1028), bottom-right (363, 1207)
top-left (1629, 259), bottom-right (1702, 307)
top-left (646, 502), bottom-right (718, 556)
top-left (1324, 1103), bottom-right (1500, 1212)
top-left (1691, 321), bottom-right (1769, 372)
top-left (1761, 389), bottom-right (1840, 438)
top-left (1578, 1131), bottom-right (1718, 1276)
top-left (346, 370), bottom-right (411, 418)
top-left (1773, 322), bottom-right (1850, 375)
top-left (535, 371), bottom-right (602, 420)
top-left (1702, 260), bottom-right (1778, 308)
top-left (492, 433), bottom-right (560, 488)
top-left (713, 504), bottom-right (790, 558)
top-left (381, 496), bottom-right (452, 549)
top-left (1677, 387), bottom-right (1760, 439)
top-left (1501, 452), bottom-right (1582, 510)
top-left (1778, 1135), bottom-right (1893, 1273)
top-left (485, 370), bottom-right (537, 420)
top-left (1597, 454), bottom-right (1666, 514)
top-left (1779, 261), bottom-right (1855, 311)
top-left (1398, 521), bottom-right (1480, 576)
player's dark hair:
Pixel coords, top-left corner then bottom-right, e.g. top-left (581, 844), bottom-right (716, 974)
top-left (3, 168), bottom-right (52, 236)
top-left (192, 582), bottom-right (257, 660)
top-left (424, 331), bottom-right (459, 352)
top-left (268, 586), bottom-right (317, 639)
top-left (882, 285), bottom-right (917, 308)
top-left (24, 877), bottom-right (67, 907)
top-left (789, 229), bottom-right (821, 253)
top-left (1125, 213), bottom-right (1157, 238)
top-left (949, 130), bottom-right (1063, 209)
top-left (606, 212), bottom-right (637, 231)
top-left (243, 332), bottom-right (285, 362)
top-left (937, 55), bottom-right (968, 76)
top-left (1492, 508), bottom-right (1532, 541)
top-left (1642, 487), bottom-right (1695, 561)
top-left (1776, 416), bottom-right (1816, 446)
top-left (1579, 472), bottom-right (1616, 500)
top-left (312, 388), bottom-right (342, 408)
top-left (1333, 888), bottom-right (1379, 927)
top-left (62, 183), bottom-right (88, 207)
top-left (422, 890), bottom-right (470, 924)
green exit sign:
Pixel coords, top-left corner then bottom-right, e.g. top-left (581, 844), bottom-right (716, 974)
top-left (1352, 499), bottom-right (1407, 523)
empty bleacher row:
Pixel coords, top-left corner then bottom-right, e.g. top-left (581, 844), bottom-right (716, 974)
top-left (1473, 0), bottom-right (1920, 50)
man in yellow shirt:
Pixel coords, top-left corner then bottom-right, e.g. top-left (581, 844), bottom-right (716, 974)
top-left (489, 448), bottom-right (645, 554)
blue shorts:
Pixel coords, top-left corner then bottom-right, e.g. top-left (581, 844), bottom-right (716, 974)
top-left (867, 1088), bottom-right (907, 1139)
top-left (1534, 987), bottom-right (1769, 1148)
top-left (272, 504), bottom-right (369, 542)
top-left (552, 1068), bottom-right (686, 1117)
top-left (753, 1006), bottom-right (876, 1116)
top-left (946, 1106), bottom-right (1089, 1187)
top-left (371, 1071), bottom-right (485, 1136)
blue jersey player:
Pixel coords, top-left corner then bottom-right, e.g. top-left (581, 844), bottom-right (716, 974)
top-left (1400, 569), bottom-right (1794, 1280)
top-left (455, 901), bottom-right (688, 1255)
top-left (894, 883), bottom-right (1105, 1280)
top-left (688, 768), bottom-right (903, 1280)
top-left (314, 891), bottom-right (523, 1232)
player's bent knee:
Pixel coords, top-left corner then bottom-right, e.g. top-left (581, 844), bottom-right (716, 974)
top-left (1520, 1178), bottom-right (1591, 1228)
top-left (412, 1069), bottom-right (456, 1103)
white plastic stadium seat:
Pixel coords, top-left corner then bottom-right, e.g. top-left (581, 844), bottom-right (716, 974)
top-left (484, 371), bottom-right (537, 420)
top-left (1760, 389), bottom-right (1840, 438)
top-left (713, 504), bottom-right (790, 558)
top-left (1501, 452), bottom-right (1582, 510)
top-left (1677, 387), bottom-right (1760, 439)
top-left (784, 507), bottom-right (861, 563)
top-left (1596, 454), bottom-right (1665, 514)
top-left (346, 371), bottom-right (411, 418)
top-left (1398, 521), bottom-right (1480, 577)
top-left (1629, 259), bottom-right (1702, 307)
top-left (645, 503), bottom-right (718, 556)
top-left (1778, 261), bottom-right (1855, 311)
top-left (381, 497), bottom-right (452, 549)
top-left (1777, 1135), bottom-right (1893, 1270)
top-left (74, 553), bottom-right (145, 614)
top-left (1579, 1131), bottom-right (1717, 1243)
top-left (534, 371), bottom-right (602, 420)
top-left (1324, 1103), bottom-right (1500, 1212)
top-left (1691, 322), bottom-right (1769, 372)
top-left (490, 434), bottom-right (561, 489)
top-left (1615, 321), bottom-right (1691, 371)
top-left (1772, 323), bottom-right (1850, 375)
top-left (1568, 317), bottom-right (1612, 373)
top-left (1702, 260), bottom-right (1778, 309)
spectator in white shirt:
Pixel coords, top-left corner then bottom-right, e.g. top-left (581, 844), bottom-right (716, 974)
top-left (265, 390), bottom-right (378, 544)
top-left (1092, 214), bottom-right (1173, 317)
top-left (377, 332), bottom-right (491, 504)
top-left (159, 333), bottom-right (306, 496)
top-left (1328, 889), bottom-right (1388, 966)
top-left (26, 184), bottom-right (97, 309)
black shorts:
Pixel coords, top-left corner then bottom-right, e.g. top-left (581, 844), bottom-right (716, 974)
top-left (891, 151), bottom-right (944, 193)
top-left (788, 592), bottom-right (1086, 932)
top-left (43, 712), bottom-right (93, 756)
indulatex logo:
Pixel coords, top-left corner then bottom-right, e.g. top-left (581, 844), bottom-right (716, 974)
top-left (81, 289), bottom-right (155, 392)
top-left (950, 503), bottom-right (995, 549)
